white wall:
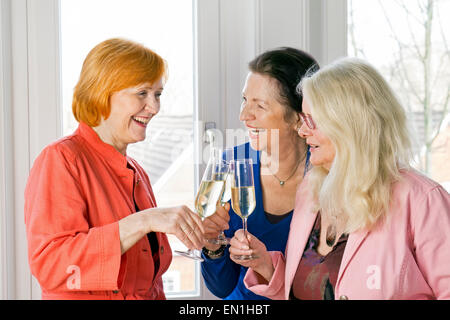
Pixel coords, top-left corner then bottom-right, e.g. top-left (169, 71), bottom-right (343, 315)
top-left (0, 0), bottom-right (347, 299)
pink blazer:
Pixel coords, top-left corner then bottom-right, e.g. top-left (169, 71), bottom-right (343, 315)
top-left (244, 169), bottom-right (450, 300)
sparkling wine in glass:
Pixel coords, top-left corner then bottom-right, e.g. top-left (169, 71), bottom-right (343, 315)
top-left (208, 147), bottom-right (234, 245)
top-left (174, 154), bottom-right (228, 261)
top-left (230, 158), bottom-right (257, 260)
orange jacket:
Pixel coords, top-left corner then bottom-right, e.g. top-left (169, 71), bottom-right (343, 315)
top-left (24, 122), bottom-right (172, 300)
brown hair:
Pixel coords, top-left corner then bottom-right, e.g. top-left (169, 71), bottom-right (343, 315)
top-left (248, 47), bottom-right (319, 117)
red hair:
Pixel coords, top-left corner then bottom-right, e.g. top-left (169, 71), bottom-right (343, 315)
top-left (72, 38), bottom-right (167, 127)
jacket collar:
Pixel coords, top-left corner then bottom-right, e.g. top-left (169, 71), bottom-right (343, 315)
top-left (336, 228), bottom-right (370, 288)
top-left (285, 179), bottom-right (318, 297)
top-left (76, 122), bottom-right (129, 171)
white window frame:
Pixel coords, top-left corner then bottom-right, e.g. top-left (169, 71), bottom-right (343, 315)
top-left (0, 0), bottom-right (62, 300)
top-left (0, 0), bottom-right (14, 300)
top-left (0, 0), bottom-right (347, 299)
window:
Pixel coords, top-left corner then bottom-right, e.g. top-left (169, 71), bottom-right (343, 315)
top-left (61, 0), bottom-right (199, 297)
top-left (348, 0), bottom-right (450, 191)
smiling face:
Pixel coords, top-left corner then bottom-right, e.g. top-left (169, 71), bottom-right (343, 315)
top-left (298, 99), bottom-right (336, 171)
top-left (239, 72), bottom-right (297, 153)
top-left (93, 78), bottom-right (164, 155)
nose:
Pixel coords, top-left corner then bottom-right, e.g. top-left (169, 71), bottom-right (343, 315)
top-left (144, 96), bottom-right (160, 114)
top-left (239, 102), bottom-right (254, 122)
top-left (298, 121), bottom-right (312, 138)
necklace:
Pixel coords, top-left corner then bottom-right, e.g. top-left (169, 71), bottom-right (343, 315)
top-left (325, 214), bottom-right (338, 247)
top-left (326, 224), bottom-right (337, 247)
top-left (263, 153), bottom-right (305, 186)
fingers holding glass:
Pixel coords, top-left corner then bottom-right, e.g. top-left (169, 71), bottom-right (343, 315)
top-left (172, 207), bottom-right (204, 253)
top-left (229, 230), bottom-right (260, 266)
top-left (175, 149), bottom-right (229, 261)
top-left (207, 148), bottom-right (233, 245)
top-left (203, 207), bottom-right (229, 238)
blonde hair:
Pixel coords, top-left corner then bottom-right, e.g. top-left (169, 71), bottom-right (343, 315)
top-left (72, 38), bottom-right (167, 127)
top-left (299, 57), bottom-right (412, 233)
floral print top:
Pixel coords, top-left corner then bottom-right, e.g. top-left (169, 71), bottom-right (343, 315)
top-left (291, 213), bottom-right (348, 300)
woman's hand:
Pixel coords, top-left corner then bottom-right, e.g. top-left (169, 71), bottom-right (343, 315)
top-left (229, 230), bottom-right (275, 284)
top-left (143, 206), bottom-right (205, 250)
top-left (119, 206), bottom-right (205, 254)
top-left (202, 203), bottom-right (230, 251)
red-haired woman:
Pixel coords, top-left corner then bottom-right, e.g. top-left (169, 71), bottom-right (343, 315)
top-left (24, 38), bottom-right (204, 300)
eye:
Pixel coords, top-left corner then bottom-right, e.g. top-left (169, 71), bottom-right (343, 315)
top-left (137, 90), bottom-right (148, 98)
top-left (155, 91), bottom-right (162, 99)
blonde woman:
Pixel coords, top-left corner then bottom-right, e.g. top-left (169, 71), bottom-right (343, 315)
top-left (229, 57), bottom-right (450, 300)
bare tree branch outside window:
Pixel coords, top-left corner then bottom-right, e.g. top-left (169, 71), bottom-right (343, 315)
top-left (348, 0), bottom-right (450, 181)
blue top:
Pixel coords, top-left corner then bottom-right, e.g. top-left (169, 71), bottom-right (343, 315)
top-left (201, 142), bottom-right (310, 300)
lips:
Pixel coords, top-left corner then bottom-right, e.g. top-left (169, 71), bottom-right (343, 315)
top-left (249, 128), bottom-right (265, 134)
top-left (132, 116), bottom-right (150, 126)
top-left (246, 124), bottom-right (266, 138)
top-left (307, 142), bottom-right (320, 150)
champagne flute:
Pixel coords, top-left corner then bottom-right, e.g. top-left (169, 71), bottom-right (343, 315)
top-left (174, 153), bottom-right (228, 261)
top-left (230, 158), bottom-right (257, 260)
top-left (208, 147), bottom-right (234, 245)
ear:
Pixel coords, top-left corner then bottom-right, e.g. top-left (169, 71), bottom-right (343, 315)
top-left (294, 112), bottom-right (302, 129)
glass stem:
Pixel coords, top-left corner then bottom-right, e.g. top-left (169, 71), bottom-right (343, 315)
top-left (243, 217), bottom-right (248, 240)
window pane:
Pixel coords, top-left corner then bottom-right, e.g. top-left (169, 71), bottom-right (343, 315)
top-left (348, 0), bottom-right (450, 191)
top-left (61, 0), bottom-right (198, 297)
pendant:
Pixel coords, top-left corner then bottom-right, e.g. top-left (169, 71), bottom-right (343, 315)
top-left (326, 224), bottom-right (337, 247)
top-left (279, 181), bottom-right (285, 186)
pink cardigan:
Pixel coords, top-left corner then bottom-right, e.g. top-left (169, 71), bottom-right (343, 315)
top-left (244, 169), bottom-right (450, 300)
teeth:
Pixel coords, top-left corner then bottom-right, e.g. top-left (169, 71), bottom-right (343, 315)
top-left (133, 116), bottom-right (150, 125)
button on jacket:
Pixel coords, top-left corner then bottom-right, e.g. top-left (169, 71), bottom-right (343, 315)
top-left (24, 122), bottom-right (172, 300)
top-left (244, 170), bottom-right (450, 300)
